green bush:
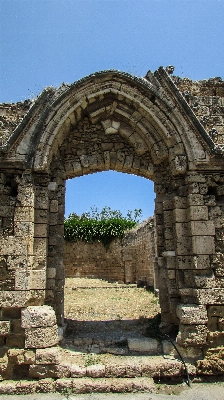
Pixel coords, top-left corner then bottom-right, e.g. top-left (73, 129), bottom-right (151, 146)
top-left (64, 206), bottom-right (142, 248)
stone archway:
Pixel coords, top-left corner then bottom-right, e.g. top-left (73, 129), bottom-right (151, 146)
top-left (0, 68), bottom-right (224, 378)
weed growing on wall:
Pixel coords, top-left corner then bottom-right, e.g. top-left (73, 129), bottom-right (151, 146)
top-left (64, 206), bottom-right (142, 248)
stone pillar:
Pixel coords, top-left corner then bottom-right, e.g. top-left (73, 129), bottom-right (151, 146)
top-left (154, 176), bottom-right (181, 333)
top-left (176, 173), bottom-right (223, 352)
top-left (0, 172), bottom-right (46, 350)
top-left (46, 177), bottom-right (65, 326)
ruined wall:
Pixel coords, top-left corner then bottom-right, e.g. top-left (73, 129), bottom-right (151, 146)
top-left (0, 101), bottom-right (32, 146)
top-left (122, 218), bottom-right (155, 286)
top-left (64, 239), bottom-right (124, 282)
top-left (0, 68), bottom-right (224, 382)
top-left (64, 217), bottom-right (155, 286)
top-left (172, 76), bottom-right (224, 146)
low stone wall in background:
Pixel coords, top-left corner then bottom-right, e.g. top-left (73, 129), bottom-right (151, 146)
top-left (64, 217), bottom-right (155, 287)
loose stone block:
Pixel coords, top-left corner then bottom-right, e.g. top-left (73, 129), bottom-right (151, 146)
top-left (176, 304), bottom-right (208, 324)
top-left (36, 378), bottom-right (56, 393)
top-left (128, 338), bottom-right (159, 353)
top-left (21, 305), bottom-right (56, 328)
top-left (25, 325), bottom-right (59, 348)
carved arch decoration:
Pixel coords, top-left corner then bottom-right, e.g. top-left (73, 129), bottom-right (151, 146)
top-left (1, 68), bottom-right (217, 176)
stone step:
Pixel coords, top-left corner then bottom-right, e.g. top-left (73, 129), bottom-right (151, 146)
top-left (63, 335), bottom-right (162, 356)
top-left (0, 347), bottom-right (194, 395)
top-left (0, 377), bottom-right (156, 395)
top-left (28, 351), bottom-right (187, 380)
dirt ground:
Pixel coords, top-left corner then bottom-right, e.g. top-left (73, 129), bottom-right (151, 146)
top-left (64, 277), bottom-right (161, 322)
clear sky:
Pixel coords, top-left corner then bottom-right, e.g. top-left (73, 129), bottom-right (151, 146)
top-left (1, 0), bottom-right (223, 220)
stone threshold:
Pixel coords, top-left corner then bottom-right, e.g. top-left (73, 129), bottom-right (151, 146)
top-left (0, 353), bottom-right (189, 395)
top-left (0, 377), bottom-right (157, 395)
top-left (0, 346), bottom-right (196, 395)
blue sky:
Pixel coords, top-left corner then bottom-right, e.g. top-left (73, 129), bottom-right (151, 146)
top-left (1, 0), bottom-right (223, 220)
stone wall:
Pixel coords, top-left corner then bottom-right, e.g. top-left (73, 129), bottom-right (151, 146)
top-left (64, 217), bottom-right (155, 287)
top-left (172, 75), bottom-right (224, 146)
top-left (0, 101), bottom-right (32, 147)
top-left (0, 68), bottom-right (224, 381)
top-left (122, 218), bottom-right (155, 287)
top-left (64, 239), bottom-right (124, 282)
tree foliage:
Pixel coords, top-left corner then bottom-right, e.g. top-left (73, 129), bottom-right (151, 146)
top-left (64, 206), bottom-right (142, 248)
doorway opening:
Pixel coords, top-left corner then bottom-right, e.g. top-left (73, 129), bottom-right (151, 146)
top-left (62, 171), bottom-right (161, 355)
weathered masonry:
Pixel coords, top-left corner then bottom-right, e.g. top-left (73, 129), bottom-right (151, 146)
top-left (64, 217), bottom-right (155, 287)
top-left (0, 68), bottom-right (224, 379)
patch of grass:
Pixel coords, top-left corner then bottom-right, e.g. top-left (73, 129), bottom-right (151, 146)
top-left (84, 353), bottom-right (102, 367)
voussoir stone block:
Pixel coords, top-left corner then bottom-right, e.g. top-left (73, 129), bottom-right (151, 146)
top-left (21, 305), bottom-right (56, 328)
